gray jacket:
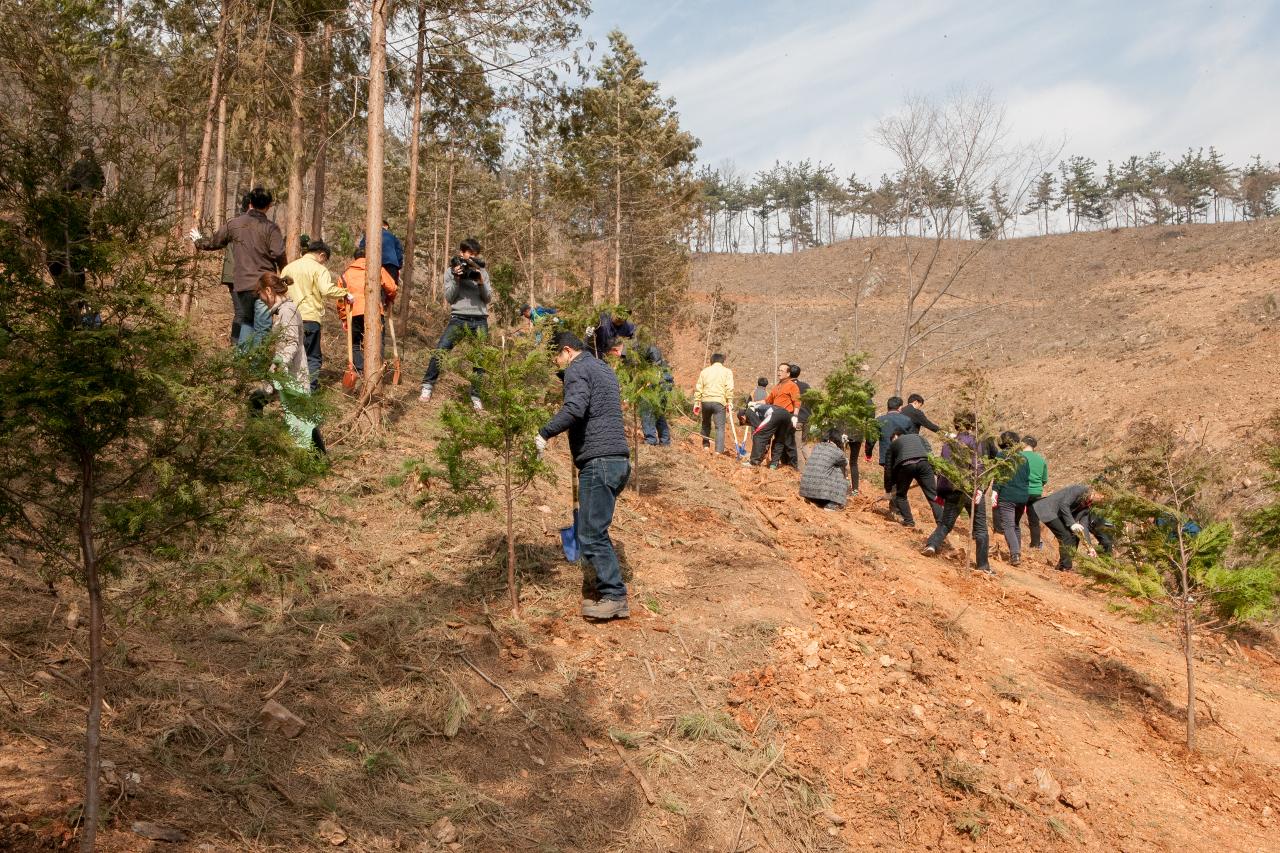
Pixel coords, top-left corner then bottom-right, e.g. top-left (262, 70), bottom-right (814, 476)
top-left (269, 298), bottom-right (309, 389)
top-left (799, 442), bottom-right (849, 506)
top-left (540, 352), bottom-right (630, 468)
top-left (1033, 484), bottom-right (1092, 529)
top-left (443, 267), bottom-right (493, 317)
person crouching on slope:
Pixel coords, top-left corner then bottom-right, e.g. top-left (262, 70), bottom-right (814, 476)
top-left (1033, 484), bottom-right (1108, 571)
top-left (800, 430), bottom-right (851, 511)
top-left (536, 332), bottom-right (632, 621)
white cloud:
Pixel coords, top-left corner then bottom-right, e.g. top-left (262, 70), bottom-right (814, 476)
top-left (583, 0), bottom-right (1280, 177)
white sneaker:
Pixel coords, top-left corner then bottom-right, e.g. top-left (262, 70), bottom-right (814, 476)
top-left (470, 395), bottom-right (483, 412)
top-left (419, 384), bottom-right (432, 402)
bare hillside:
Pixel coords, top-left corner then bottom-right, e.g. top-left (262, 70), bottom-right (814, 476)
top-left (676, 220), bottom-right (1280, 488)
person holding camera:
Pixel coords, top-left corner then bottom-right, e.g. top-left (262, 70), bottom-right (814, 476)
top-left (419, 238), bottom-right (492, 410)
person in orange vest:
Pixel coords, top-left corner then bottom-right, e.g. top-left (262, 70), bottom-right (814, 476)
top-left (336, 247), bottom-right (397, 375)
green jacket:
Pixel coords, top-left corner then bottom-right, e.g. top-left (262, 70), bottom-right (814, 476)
top-left (1024, 450), bottom-right (1048, 496)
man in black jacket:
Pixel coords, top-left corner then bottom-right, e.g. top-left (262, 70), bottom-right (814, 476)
top-left (902, 393), bottom-right (942, 434)
top-left (1032, 484), bottom-right (1108, 571)
top-left (887, 429), bottom-right (943, 528)
top-left (537, 332), bottom-right (632, 620)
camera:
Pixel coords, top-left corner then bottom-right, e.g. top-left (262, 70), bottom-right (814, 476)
top-left (449, 254), bottom-right (486, 282)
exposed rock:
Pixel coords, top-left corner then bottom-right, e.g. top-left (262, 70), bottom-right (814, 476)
top-left (1060, 785), bottom-right (1088, 810)
top-left (432, 816), bottom-right (458, 844)
top-left (257, 700), bottom-right (306, 739)
top-left (1032, 767), bottom-right (1061, 803)
top-left (131, 821), bottom-right (186, 843)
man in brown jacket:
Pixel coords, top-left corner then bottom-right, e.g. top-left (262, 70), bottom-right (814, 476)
top-left (191, 186), bottom-right (286, 349)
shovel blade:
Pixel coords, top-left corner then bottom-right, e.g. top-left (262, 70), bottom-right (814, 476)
top-left (342, 365), bottom-right (358, 391)
top-left (559, 510), bottom-right (580, 563)
top-left (391, 358), bottom-right (402, 385)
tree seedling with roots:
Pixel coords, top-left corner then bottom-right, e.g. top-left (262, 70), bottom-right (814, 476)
top-left (802, 352), bottom-right (879, 480)
top-left (417, 331), bottom-right (556, 615)
top-left (1078, 428), bottom-right (1280, 751)
top-left (614, 342), bottom-right (674, 494)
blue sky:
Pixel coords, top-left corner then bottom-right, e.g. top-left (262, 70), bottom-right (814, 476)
top-left (580, 0), bottom-right (1280, 178)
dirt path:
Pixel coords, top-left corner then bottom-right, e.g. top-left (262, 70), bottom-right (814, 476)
top-left (704, 449), bottom-right (1280, 851)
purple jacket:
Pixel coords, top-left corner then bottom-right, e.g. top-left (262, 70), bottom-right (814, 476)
top-left (938, 432), bottom-right (982, 494)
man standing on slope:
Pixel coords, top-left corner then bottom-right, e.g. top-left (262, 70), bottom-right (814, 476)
top-left (693, 353), bottom-right (734, 453)
top-left (192, 186), bottom-right (285, 350)
top-left (1033, 484), bottom-right (1108, 571)
top-left (875, 397), bottom-right (915, 508)
top-left (763, 362), bottom-right (801, 469)
top-left (420, 238), bottom-right (492, 409)
top-left (536, 332), bottom-right (632, 621)
top-left (1021, 436), bottom-right (1049, 549)
top-left (901, 393), bottom-right (943, 434)
top-left (923, 414), bottom-right (993, 572)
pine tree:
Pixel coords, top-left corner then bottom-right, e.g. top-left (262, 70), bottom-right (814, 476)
top-left (1080, 429), bottom-right (1280, 751)
top-left (802, 354), bottom-right (878, 446)
top-left (417, 332), bottom-right (556, 615)
top-left (553, 30), bottom-right (700, 328)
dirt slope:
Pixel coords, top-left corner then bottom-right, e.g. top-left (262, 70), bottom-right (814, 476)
top-left (676, 220), bottom-right (1280, 491)
top-left (3, 351), bottom-right (1279, 851)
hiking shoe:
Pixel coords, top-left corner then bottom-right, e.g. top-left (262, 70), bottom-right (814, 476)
top-left (823, 505), bottom-right (842, 512)
top-left (470, 395), bottom-right (483, 412)
top-left (1010, 555), bottom-right (1021, 566)
top-left (419, 384), bottom-right (433, 402)
top-left (582, 598), bottom-right (629, 620)
top-left (900, 520), bottom-right (916, 528)
top-left (921, 545), bottom-right (937, 557)
top-left (768, 462), bottom-right (781, 470)
top-left (974, 564), bottom-right (996, 575)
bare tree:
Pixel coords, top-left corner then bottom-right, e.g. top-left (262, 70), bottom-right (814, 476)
top-left (871, 90), bottom-right (1053, 393)
top-left (398, 2), bottom-right (427, 323)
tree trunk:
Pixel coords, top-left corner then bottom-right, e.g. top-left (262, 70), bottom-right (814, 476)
top-left (362, 0), bottom-right (388, 389)
top-left (613, 87), bottom-right (622, 305)
top-left (440, 157), bottom-right (455, 302)
top-left (505, 448), bottom-right (519, 615)
top-left (429, 161), bottom-right (440, 302)
top-left (212, 94), bottom-right (228, 227)
top-left (284, 26), bottom-right (307, 261)
top-left (78, 456), bottom-right (102, 853)
top-left (180, 0), bottom-right (231, 319)
top-left (399, 3), bottom-right (426, 323)
top-left (310, 20), bottom-right (333, 240)
top-left (1183, 606), bottom-right (1197, 751)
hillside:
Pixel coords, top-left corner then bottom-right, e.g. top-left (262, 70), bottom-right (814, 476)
top-left (677, 219), bottom-right (1280, 492)
top-left (2, 337), bottom-right (1279, 850)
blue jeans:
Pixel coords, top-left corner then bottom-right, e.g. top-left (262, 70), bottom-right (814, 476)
top-left (302, 320), bottom-right (322, 391)
top-left (422, 314), bottom-right (487, 393)
top-left (640, 405), bottom-right (670, 445)
top-left (578, 455), bottom-right (631, 600)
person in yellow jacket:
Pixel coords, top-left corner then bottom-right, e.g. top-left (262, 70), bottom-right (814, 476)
top-left (280, 240), bottom-right (347, 390)
top-left (693, 353), bottom-right (734, 453)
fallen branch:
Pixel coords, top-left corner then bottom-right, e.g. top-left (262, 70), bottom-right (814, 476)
top-left (610, 738), bottom-right (657, 805)
top-left (458, 653), bottom-right (545, 731)
top-left (730, 744), bottom-right (784, 853)
top-left (261, 672), bottom-right (290, 701)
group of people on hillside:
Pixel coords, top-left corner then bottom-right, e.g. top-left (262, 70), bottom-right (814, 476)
top-left (191, 189), bottom-right (649, 621)
top-left (689, 351), bottom-right (1113, 577)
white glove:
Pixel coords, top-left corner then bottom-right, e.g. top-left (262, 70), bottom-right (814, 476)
top-left (946, 432), bottom-right (958, 439)
top-left (1070, 523), bottom-right (1086, 536)
top-left (972, 489), bottom-right (983, 503)
top-left (840, 433), bottom-right (849, 446)
top-left (791, 416), bottom-right (799, 429)
top-left (345, 293), bottom-right (355, 304)
top-left (747, 400), bottom-right (761, 411)
top-left (534, 435), bottom-right (548, 456)
top-left (187, 227), bottom-right (202, 242)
